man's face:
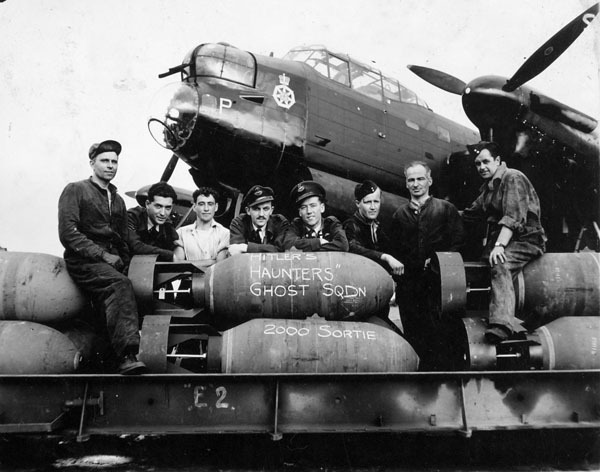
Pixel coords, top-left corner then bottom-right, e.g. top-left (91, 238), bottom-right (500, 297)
top-left (247, 202), bottom-right (273, 229)
top-left (356, 188), bottom-right (381, 221)
top-left (90, 152), bottom-right (118, 183)
top-left (405, 165), bottom-right (432, 199)
top-left (194, 194), bottom-right (218, 223)
top-left (474, 150), bottom-right (501, 180)
top-left (298, 196), bottom-right (324, 229)
top-left (146, 196), bottom-right (174, 226)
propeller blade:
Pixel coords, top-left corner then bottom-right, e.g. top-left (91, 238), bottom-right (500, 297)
top-left (407, 65), bottom-right (466, 95)
top-left (160, 154), bottom-right (179, 182)
top-left (504, 3), bottom-right (599, 92)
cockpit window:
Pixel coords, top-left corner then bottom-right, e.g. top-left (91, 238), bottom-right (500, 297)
top-left (350, 63), bottom-right (382, 101)
top-left (382, 77), bottom-right (400, 101)
top-left (189, 43), bottom-right (255, 87)
top-left (284, 46), bottom-right (429, 107)
top-left (328, 55), bottom-right (350, 86)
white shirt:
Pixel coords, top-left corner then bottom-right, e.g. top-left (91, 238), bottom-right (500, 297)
top-left (177, 221), bottom-right (230, 260)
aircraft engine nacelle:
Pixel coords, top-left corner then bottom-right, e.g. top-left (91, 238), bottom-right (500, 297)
top-left (129, 252), bottom-right (394, 330)
top-left (139, 316), bottom-right (418, 374)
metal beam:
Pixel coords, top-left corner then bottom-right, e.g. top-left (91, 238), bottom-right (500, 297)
top-left (0, 371), bottom-right (598, 437)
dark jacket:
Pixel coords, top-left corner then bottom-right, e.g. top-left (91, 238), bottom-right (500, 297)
top-left (287, 216), bottom-right (349, 252)
top-left (229, 213), bottom-right (294, 252)
top-left (58, 178), bottom-right (130, 265)
top-left (343, 211), bottom-right (392, 268)
top-left (391, 196), bottom-right (464, 274)
top-left (127, 206), bottom-right (179, 261)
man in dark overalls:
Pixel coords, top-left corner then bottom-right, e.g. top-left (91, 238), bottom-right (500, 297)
top-left (58, 139), bottom-right (145, 374)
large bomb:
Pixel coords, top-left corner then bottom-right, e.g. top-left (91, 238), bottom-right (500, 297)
top-left (139, 316), bottom-right (419, 373)
top-left (433, 252), bottom-right (599, 329)
top-left (0, 320), bottom-right (82, 374)
top-left (130, 252), bottom-right (395, 329)
top-left (462, 317), bottom-right (600, 371)
top-left (0, 252), bottom-right (88, 323)
top-left (516, 253), bottom-right (600, 329)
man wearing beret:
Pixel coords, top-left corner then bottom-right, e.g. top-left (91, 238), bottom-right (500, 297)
top-left (286, 180), bottom-right (349, 252)
top-left (343, 180), bottom-right (404, 275)
top-left (58, 140), bottom-right (145, 375)
top-left (390, 161), bottom-right (464, 368)
top-left (463, 141), bottom-right (546, 344)
top-left (229, 185), bottom-right (294, 255)
top-left (127, 181), bottom-right (181, 261)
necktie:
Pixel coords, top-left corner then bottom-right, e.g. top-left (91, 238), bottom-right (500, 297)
top-left (371, 223), bottom-right (378, 244)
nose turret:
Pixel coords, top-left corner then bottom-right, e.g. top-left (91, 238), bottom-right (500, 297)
top-left (148, 82), bottom-right (201, 152)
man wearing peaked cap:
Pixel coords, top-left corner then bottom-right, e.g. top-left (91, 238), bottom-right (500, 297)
top-left (286, 180), bottom-right (348, 252)
top-left (462, 141), bottom-right (546, 345)
top-left (58, 139), bottom-right (146, 375)
top-left (229, 185), bottom-right (295, 254)
top-left (289, 180), bottom-right (326, 204)
top-left (343, 180), bottom-right (403, 275)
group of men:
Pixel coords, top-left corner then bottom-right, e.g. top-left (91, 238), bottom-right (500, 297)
top-left (58, 139), bottom-right (546, 374)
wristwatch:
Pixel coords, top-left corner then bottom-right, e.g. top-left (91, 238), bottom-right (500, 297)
top-left (494, 242), bottom-right (505, 248)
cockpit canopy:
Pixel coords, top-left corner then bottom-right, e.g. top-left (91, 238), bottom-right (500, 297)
top-left (284, 45), bottom-right (429, 108)
top-left (181, 43), bottom-right (256, 87)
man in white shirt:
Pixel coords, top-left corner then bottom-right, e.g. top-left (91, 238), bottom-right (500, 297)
top-left (174, 187), bottom-right (229, 263)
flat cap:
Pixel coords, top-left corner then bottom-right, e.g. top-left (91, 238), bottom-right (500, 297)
top-left (243, 185), bottom-right (274, 208)
top-left (89, 140), bottom-right (122, 160)
top-left (290, 180), bottom-right (326, 205)
top-left (467, 141), bottom-right (498, 157)
top-left (354, 180), bottom-right (379, 202)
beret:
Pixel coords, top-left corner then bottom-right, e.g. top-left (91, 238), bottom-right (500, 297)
top-left (354, 180), bottom-right (379, 201)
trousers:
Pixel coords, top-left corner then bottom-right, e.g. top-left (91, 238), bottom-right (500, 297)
top-left (66, 260), bottom-right (140, 357)
top-left (488, 241), bottom-right (544, 331)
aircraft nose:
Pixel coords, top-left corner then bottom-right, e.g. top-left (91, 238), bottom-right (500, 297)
top-left (148, 82), bottom-right (201, 151)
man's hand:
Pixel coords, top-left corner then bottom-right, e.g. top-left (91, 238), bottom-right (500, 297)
top-left (228, 243), bottom-right (248, 256)
top-left (101, 251), bottom-right (124, 271)
top-left (489, 246), bottom-right (506, 266)
top-left (381, 253), bottom-right (404, 276)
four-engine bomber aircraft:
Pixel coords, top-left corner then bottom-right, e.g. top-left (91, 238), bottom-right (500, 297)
top-left (148, 3), bottom-right (598, 253)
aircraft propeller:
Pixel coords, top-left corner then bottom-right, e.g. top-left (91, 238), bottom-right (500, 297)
top-left (160, 154), bottom-right (179, 182)
top-left (408, 3), bottom-right (598, 95)
top-left (405, 65), bottom-right (464, 95)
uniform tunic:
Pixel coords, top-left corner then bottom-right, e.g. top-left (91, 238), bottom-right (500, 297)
top-left (229, 213), bottom-right (294, 252)
top-left (287, 216), bottom-right (349, 252)
top-left (343, 211), bottom-right (392, 269)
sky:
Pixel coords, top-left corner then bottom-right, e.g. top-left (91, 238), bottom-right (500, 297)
top-left (1, 0), bottom-right (598, 256)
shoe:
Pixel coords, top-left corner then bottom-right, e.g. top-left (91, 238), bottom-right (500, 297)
top-left (118, 354), bottom-right (146, 375)
top-left (484, 325), bottom-right (512, 344)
